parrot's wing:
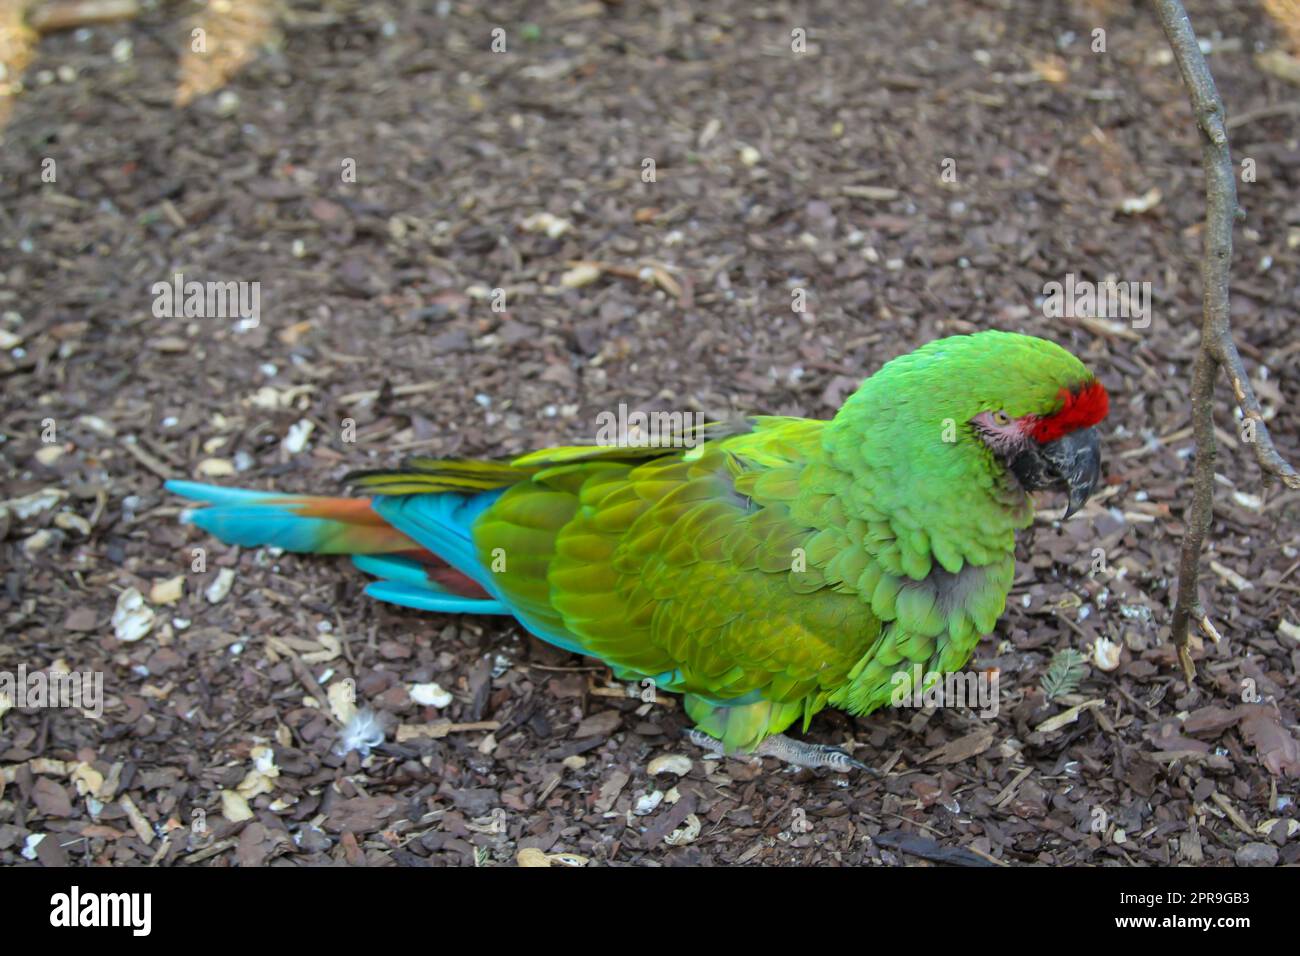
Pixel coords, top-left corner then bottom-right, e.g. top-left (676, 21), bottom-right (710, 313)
top-left (346, 419), bottom-right (751, 495)
top-left (474, 420), bottom-right (885, 751)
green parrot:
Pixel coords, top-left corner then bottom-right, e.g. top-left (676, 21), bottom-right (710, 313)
top-left (168, 330), bottom-right (1108, 770)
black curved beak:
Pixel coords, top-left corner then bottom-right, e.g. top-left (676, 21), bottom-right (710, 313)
top-left (1043, 427), bottom-right (1102, 518)
top-left (1009, 426), bottom-right (1102, 519)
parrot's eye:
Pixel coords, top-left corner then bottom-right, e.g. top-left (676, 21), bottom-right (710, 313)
top-left (991, 410), bottom-right (1012, 426)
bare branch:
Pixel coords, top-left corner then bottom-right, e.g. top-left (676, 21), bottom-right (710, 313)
top-left (1213, 341), bottom-right (1300, 488)
top-left (1150, 0), bottom-right (1300, 682)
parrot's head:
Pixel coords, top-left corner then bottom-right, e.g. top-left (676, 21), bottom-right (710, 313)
top-left (969, 378), bottom-right (1108, 519)
top-left (842, 331), bottom-right (1110, 520)
top-left (938, 331), bottom-right (1109, 517)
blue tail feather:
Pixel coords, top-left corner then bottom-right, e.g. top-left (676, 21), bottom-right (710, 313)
top-left (168, 480), bottom-right (543, 624)
top-left (363, 581), bottom-right (511, 615)
top-left (168, 480), bottom-right (330, 551)
top-left (369, 491), bottom-right (504, 592)
top-left (183, 506), bottom-right (333, 552)
top-left (350, 554), bottom-right (436, 589)
top-left (167, 480), bottom-right (278, 507)
top-left (349, 554), bottom-right (508, 614)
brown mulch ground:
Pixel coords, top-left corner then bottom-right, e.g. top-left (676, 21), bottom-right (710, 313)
top-left (1, 0), bottom-right (1297, 867)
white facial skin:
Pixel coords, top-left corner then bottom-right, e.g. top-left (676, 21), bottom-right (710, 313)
top-left (970, 409), bottom-right (1034, 458)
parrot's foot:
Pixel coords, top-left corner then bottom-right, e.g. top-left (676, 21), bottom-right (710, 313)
top-left (755, 734), bottom-right (872, 773)
top-left (685, 729), bottom-right (871, 774)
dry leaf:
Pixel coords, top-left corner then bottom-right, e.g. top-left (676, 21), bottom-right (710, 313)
top-left (1263, 0), bottom-right (1300, 54)
top-left (1239, 706), bottom-right (1300, 777)
top-left (1035, 699), bottom-right (1103, 733)
top-left (175, 0), bottom-right (281, 107)
top-left (664, 813), bottom-right (701, 846)
top-left (1256, 49), bottom-right (1300, 85)
top-left (923, 728), bottom-right (995, 764)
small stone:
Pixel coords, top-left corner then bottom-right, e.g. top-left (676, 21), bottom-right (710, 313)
top-left (4, 488), bottom-right (66, 519)
top-left (1235, 842), bottom-right (1279, 867)
top-left (35, 445), bottom-right (65, 466)
top-left (64, 607), bottom-right (97, 631)
top-left (574, 710), bottom-right (621, 738)
top-left (21, 834), bottom-right (45, 860)
top-left (1232, 491), bottom-right (1262, 510)
top-left (634, 790), bottom-right (664, 815)
top-left (215, 90), bottom-right (240, 117)
top-left (78, 415), bottom-right (116, 438)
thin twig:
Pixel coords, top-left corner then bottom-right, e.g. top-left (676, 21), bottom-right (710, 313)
top-left (1226, 101), bottom-right (1300, 130)
top-left (1151, 0), bottom-right (1300, 684)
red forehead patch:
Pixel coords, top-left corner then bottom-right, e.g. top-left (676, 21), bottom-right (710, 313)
top-left (1030, 380), bottom-right (1109, 443)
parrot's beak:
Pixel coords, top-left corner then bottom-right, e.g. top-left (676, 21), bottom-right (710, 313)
top-left (1041, 427), bottom-right (1102, 519)
top-left (1009, 426), bottom-right (1102, 519)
